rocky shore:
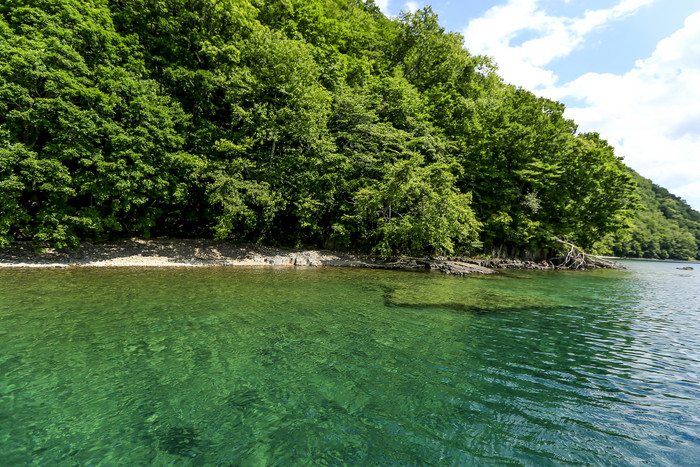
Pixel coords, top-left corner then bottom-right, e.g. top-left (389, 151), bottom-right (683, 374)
top-left (0, 238), bottom-right (622, 275)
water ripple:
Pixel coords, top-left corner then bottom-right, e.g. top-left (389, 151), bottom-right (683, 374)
top-left (0, 263), bottom-right (698, 465)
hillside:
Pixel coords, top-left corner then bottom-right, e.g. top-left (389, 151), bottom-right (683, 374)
top-left (1, 0), bottom-right (640, 257)
top-left (597, 170), bottom-right (700, 260)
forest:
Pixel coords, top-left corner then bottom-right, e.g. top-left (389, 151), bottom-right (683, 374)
top-left (597, 170), bottom-right (700, 260)
top-left (0, 0), bottom-right (695, 259)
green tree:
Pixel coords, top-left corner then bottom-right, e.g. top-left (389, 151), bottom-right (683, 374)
top-left (0, 0), bottom-right (192, 247)
top-left (0, 0), bottom-right (646, 259)
top-left (353, 154), bottom-right (479, 255)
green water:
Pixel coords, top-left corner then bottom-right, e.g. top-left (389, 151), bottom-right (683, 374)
top-left (1, 262), bottom-right (698, 465)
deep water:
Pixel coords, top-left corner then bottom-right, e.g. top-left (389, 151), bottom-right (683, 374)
top-left (1, 261), bottom-right (698, 465)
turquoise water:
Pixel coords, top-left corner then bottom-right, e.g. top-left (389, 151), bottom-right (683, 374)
top-left (0, 261), bottom-right (698, 465)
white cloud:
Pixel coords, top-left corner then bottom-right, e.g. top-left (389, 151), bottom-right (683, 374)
top-left (547, 11), bottom-right (700, 208)
top-left (462, 0), bottom-right (700, 209)
top-left (404, 1), bottom-right (419, 13)
top-left (463, 0), bottom-right (654, 89)
top-left (375, 0), bottom-right (391, 15)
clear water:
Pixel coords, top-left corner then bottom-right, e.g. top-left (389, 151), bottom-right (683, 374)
top-left (0, 261), bottom-right (698, 465)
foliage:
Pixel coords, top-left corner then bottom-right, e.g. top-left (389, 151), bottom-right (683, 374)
top-left (352, 155), bottom-right (479, 255)
top-left (1, 0), bottom-right (645, 256)
top-left (0, 0), bottom-right (190, 247)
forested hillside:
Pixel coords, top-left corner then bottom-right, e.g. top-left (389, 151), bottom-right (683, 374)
top-left (0, 0), bottom-right (639, 256)
top-left (597, 170), bottom-right (700, 260)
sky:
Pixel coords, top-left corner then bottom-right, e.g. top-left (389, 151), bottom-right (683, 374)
top-left (376, 0), bottom-right (700, 211)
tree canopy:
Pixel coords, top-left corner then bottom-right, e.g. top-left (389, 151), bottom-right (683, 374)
top-left (1, 0), bottom-right (649, 258)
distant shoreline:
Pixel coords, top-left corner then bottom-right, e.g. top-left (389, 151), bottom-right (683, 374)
top-left (600, 256), bottom-right (699, 263)
top-left (0, 238), bottom-right (623, 274)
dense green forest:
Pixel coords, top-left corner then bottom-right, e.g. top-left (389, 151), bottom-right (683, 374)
top-left (596, 170), bottom-right (700, 260)
top-left (0, 0), bottom-right (654, 257)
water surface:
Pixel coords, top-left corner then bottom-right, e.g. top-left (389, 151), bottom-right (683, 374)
top-left (1, 261), bottom-right (698, 465)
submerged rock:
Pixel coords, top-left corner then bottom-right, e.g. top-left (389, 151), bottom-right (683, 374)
top-left (415, 259), bottom-right (495, 276)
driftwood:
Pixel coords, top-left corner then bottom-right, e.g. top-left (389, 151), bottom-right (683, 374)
top-left (539, 228), bottom-right (618, 269)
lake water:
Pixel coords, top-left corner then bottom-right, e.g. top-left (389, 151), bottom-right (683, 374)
top-left (0, 261), bottom-right (698, 465)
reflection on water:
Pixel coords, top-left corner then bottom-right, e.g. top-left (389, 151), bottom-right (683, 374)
top-left (0, 262), bottom-right (698, 465)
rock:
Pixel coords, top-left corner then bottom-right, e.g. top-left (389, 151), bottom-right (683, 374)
top-left (267, 255), bottom-right (294, 266)
top-left (418, 259), bottom-right (495, 276)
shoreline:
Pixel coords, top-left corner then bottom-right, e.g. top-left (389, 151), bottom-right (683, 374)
top-left (0, 238), bottom-right (620, 275)
top-left (599, 255), bottom-right (699, 263)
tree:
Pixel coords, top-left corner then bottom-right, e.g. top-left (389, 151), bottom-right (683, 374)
top-left (352, 154), bottom-right (480, 255)
top-left (0, 0), bottom-right (192, 247)
top-left (0, 0), bottom-right (644, 258)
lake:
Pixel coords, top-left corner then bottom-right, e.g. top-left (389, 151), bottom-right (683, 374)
top-left (0, 261), bottom-right (698, 465)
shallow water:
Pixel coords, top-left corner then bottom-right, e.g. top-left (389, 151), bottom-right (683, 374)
top-left (0, 261), bottom-right (698, 465)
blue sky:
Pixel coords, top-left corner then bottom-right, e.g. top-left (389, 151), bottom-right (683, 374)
top-left (377, 0), bottom-right (700, 210)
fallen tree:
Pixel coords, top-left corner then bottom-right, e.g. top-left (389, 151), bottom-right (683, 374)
top-left (539, 228), bottom-right (620, 269)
